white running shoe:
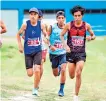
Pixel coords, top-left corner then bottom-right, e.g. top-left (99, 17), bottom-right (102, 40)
top-left (73, 95), bottom-right (80, 101)
top-left (32, 88), bottom-right (40, 96)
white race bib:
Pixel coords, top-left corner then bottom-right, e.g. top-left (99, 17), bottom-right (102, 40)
top-left (72, 36), bottom-right (84, 46)
top-left (27, 38), bottom-right (40, 46)
top-left (54, 40), bottom-right (63, 49)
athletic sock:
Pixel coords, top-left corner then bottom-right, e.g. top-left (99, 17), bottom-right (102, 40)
top-left (59, 83), bottom-right (65, 91)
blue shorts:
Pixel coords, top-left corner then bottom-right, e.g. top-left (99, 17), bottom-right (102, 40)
top-left (49, 54), bottom-right (66, 69)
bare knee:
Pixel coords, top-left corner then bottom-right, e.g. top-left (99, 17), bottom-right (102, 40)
top-left (76, 69), bottom-right (81, 78)
top-left (75, 61), bottom-right (84, 78)
top-left (61, 67), bottom-right (66, 76)
top-left (68, 63), bottom-right (76, 79)
top-left (52, 69), bottom-right (58, 76)
top-left (52, 68), bottom-right (58, 77)
top-left (69, 74), bottom-right (75, 79)
top-left (27, 72), bottom-right (33, 77)
top-left (69, 69), bottom-right (75, 79)
top-left (53, 71), bottom-right (58, 77)
top-left (27, 68), bottom-right (33, 77)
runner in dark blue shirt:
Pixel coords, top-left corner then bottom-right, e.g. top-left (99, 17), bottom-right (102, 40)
top-left (16, 7), bottom-right (47, 96)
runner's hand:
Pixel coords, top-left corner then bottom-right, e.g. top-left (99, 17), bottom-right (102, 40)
top-left (50, 45), bottom-right (56, 51)
top-left (86, 36), bottom-right (92, 41)
top-left (43, 38), bottom-right (49, 44)
top-left (19, 45), bottom-right (23, 53)
top-left (64, 45), bottom-right (71, 53)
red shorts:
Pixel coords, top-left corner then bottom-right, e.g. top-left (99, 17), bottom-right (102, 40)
top-left (42, 49), bottom-right (47, 62)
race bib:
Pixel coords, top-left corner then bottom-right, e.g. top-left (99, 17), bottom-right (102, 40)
top-left (54, 41), bottom-right (63, 49)
top-left (72, 36), bottom-right (84, 46)
top-left (27, 38), bottom-right (40, 46)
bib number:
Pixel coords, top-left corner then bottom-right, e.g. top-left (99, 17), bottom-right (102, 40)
top-left (28, 38), bottom-right (40, 46)
top-left (72, 36), bottom-right (84, 46)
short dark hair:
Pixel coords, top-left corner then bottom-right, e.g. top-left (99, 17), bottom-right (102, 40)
top-left (56, 11), bottom-right (65, 18)
top-left (71, 5), bottom-right (85, 15)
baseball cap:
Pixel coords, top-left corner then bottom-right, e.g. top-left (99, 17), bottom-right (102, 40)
top-left (56, 11), bottom-right (65, 17)
top-left (29, 7), bottom-right (39, 14)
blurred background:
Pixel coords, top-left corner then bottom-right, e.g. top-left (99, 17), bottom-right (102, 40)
top-left (1, 1), bottom-right (106, 36)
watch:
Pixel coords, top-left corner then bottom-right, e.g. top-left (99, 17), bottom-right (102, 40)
top-left (49, 44), bottom-right (51, 48)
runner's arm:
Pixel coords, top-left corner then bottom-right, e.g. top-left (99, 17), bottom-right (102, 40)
top-left (0, 21), bottom-right (7, 34)
top-left (16, 23), bottom-right (26, 53)
top-left (86, 23), bottom-right (96, 40)
top-left (46, 25), bottom-right (52, 46)
top-left (41, 24), bottom-right (48, 37)
top-left (41, 23), bottom-right (50, 45)
top-left (60, 23), bottom-right (69, 48)
top-left (46, 25), bottom-right (56, 51)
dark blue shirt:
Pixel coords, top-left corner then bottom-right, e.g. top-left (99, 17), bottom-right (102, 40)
top-left (24, 20), bottom-right (41, 54)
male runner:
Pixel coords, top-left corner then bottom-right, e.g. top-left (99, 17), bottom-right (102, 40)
top-left (16, 7), bottom-right (47, 96)
top-left (60, 5), bottom-right (96, 101)
top-left (48, 11), bottom-right (67, 97)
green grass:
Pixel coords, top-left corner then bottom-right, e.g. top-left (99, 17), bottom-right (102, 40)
top-left (1, 37), bottom-right (106, 101)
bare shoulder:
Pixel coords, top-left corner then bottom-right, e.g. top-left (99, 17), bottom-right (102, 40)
top-left (86, 22), bottom-right (91, 26)
top-left (65, 22), bottom-right (70, 30)
top-left (18, 23), bottom-right (27, 34)
top-left (85, 22), bottom-right (91, 30)
top-left (21, 23), bottom-right (27, 30)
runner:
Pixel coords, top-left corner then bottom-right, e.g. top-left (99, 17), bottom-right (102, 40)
top-left (48, 11), bottom-right (67, 97)
top-left (60, 5), bottom-right (96, 101)
top-left (16, 7), bottom-right (47, 96)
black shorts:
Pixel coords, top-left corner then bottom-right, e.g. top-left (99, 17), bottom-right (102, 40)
top-left (66, 52), bottom-right (86, 64)
top-left (25, 51), bottom-right (42, 69)
top-left (49, 54), bottom-right (66, 69)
